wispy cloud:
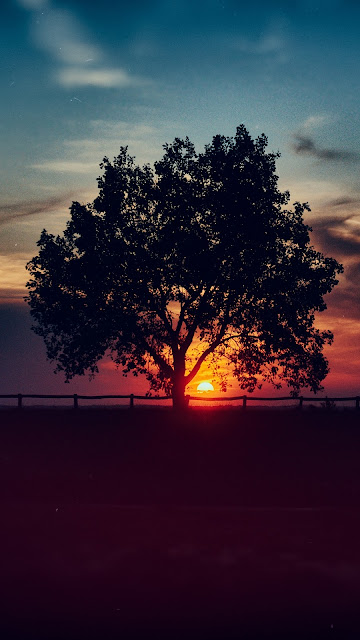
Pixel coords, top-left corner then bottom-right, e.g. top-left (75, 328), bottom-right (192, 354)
top-left (30, 161), bottom-right (98, 174)
top-left (291, 114), bottom-right (360, 163)
top-left (17, 0), bottom-right (148, 90)
top-left (30, 121), bottom-right (161, 174)
top-left (0, 195), bottom-right (72, 225)
top-left (292, 134), bottom-right (360, 163)
top-left (344, 260), bottom-right (360, 291)
top-left (90, 121), bottom-right (157, 139)
top-left (230, 19), bottom-right (288, 64)
top-left (281, 176), bottom-right (352, 212)
top-left (57, 68), bottom-right (145, 89)
top-left (327, 196), bottom-right (360, 208)
top-left (312, 215), bottom-right (360, 257)
top-left (31, 7), bottom-right (100, 66)
top-left (301, 114), bottom-right (332, 130)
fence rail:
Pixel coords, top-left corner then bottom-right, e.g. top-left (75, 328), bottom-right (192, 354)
top-left (0, 393), bottom-right (359, 410)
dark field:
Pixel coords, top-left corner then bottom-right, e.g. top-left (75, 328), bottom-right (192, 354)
top-left (1, 407), bottom-right (360, 639)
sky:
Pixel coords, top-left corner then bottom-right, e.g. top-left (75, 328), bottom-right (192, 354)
top-left (1, 0), bottom-right (360, 402)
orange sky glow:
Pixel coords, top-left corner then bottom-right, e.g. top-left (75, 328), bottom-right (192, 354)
top-left (1, 0), bottom-right (360, 401)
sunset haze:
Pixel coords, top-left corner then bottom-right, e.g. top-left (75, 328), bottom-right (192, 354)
top-left (1, 0), bottom-right (359, 400)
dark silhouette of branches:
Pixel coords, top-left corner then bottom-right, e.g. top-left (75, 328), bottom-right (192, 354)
top-left (26, 125), bottom-right (343, 409)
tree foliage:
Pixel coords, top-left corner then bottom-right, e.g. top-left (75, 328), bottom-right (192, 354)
top-left (26, 125), bottom-right (343, 407)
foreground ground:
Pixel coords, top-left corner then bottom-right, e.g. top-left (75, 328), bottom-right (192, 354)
top-left (1, 407), bottom-right (360, 639)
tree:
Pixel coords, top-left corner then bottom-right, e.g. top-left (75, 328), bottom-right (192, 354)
top-left (26, 125), bottom-right (343, 409)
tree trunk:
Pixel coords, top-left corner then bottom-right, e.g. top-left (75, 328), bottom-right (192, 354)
top-left (172, 382), bottom-right (189, 410)
top-left (172, 355), bottom-right (188, 411)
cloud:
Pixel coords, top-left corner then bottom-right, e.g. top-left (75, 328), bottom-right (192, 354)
top-left (327, 197), bottom-right (360, 207)
top-left (30, 121), bottom-right (161, 175)
top-left (302, 114), bottom-right (330, 130)
top-left (320, 287), bottom-right (360, 322)
top-left (311, 215), bottom-right (360, 257)
top-left (292, 134), bottom-right (360, 163)
top-left (57, 67), bottom-right (145, 89)
top-left (281, 177), bottom-right (353, 212)
top-left (18, 0), bottom-right (148, 91)
top-left (32, 8), bottom-right (101, 65)
top-left (90, 121), bottom-right (157, 139)
top-left (345, 260), bottom-right (360, 285)
top-left (230, 18), bottom-right (288, 63)
top-left (0, 195), bottom-right (72, 225)
top-left (30, 161), bottom-right (98, 174)
top-left (291, 114), bottom-right (360, 165)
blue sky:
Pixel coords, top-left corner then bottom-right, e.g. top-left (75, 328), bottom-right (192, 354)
top-left (1, 0), bottom-right (360, 398)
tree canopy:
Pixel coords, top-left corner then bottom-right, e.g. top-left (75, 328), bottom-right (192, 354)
top-left (26, 125), bottom-right (343, 408)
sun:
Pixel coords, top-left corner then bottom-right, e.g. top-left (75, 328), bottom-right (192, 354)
top-left (197, 381), bottom-right (214, 392)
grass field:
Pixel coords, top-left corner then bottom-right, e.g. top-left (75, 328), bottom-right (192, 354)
top-left (1, 407), bottom-right (360, 639)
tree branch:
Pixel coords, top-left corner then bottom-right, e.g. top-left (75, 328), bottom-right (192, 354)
top-left (175, 299), bottom-right (188, 337)
top-left (147, 285), bottom-right (178, 350)
top-left (185, 341), bottom-right (219, 385)
top-left (219, 333), bottom-right (243, 344)
top-left (184, 296), bottom-right (233, 384)
top-left (141, 337), bottom-right (174, 380)
top-left (180, 282), bottom-right (212, 355)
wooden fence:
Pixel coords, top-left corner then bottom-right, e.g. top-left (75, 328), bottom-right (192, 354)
top-left (0, 393), bottom-right (359, 410)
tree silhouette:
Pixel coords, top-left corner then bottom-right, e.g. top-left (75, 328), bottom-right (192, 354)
top-left (26, 125), bottom-right (342, 409)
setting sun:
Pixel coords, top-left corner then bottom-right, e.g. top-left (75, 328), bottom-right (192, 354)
top-left (197, 382), bottom-right (214, 392)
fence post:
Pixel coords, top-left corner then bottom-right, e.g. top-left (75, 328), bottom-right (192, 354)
top-left (130, 394), bottom-right (134, 409)
top-left (356, 396), bottom-right (360, 411)
top-left (73, 393), bottom-right (78, 410)
top-left (242, 395), bottom-right (247, 411)
top-left (299, 396), bottom-right (303, 410)
top-left (17, 393), bottom-right (22, 409)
